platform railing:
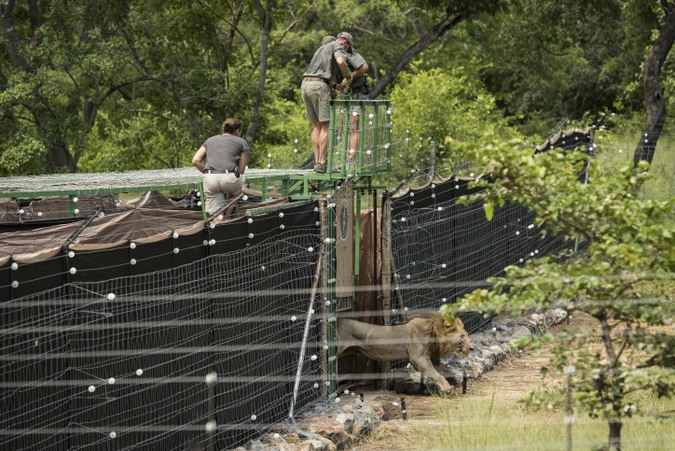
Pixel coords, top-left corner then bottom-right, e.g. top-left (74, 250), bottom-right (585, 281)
top-left (327, 99), bottom-right (392, 177)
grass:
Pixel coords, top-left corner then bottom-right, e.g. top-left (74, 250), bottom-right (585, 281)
top-left (366, 289), bottom-right (674, 451)
top-left (396, 390), bottom-right (675, 450)
top-left (594, 125), bottom-right (675, 203)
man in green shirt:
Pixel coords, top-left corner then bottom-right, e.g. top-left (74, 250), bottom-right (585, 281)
top-left (301, 32), bottom-right (355, 173)
top-left (323, 34), bottom-right (370, 166)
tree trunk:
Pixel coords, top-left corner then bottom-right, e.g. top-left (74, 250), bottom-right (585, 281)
top-left (47, 142), bottom-right (76, 173)
top-left (608, 417), bottom-right (622, 451)
top-left (633, 3), bottom-right (675, 168)
top-left (245, 0), bottom-right (275, 146)
top-left (368, 11), bottom-right (465, 99)
top-left (0, 0), bottom-right (34, 72)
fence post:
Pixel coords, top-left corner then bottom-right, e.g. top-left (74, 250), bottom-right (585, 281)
top-left (565, 364), bottom-right (576, 451)
top-left (380, 193), bottom-right (393, 389)
top-left (327, 102), bottom-right (336, 171)
top-left (322, 200), bottom-right (338, 396)
top-left (289, 243), bottom-right (325, 420)
top-left (430, 140), bottom-right (436, 182)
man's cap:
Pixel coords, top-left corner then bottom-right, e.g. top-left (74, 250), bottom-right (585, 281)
top-left (337, 31), bottom-right (354, 46)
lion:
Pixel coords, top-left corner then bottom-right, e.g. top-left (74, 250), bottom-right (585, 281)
top-left (337, 313), bottom-right (474, 395)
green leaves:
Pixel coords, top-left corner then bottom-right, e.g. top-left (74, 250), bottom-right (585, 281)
top-left (448, 139), bottom-right (675, 447)
top-left (483, 201), bottom-right (494, 221)
top-left (389, 64), bottom-right (517, 176)
top-left (0, 133), bottom-right (48, 176)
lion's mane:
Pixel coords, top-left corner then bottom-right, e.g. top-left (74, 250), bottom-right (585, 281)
top-left (336, 313), bottom-right (474, 394)
top-left (411, 313), bottom-right (471, 359)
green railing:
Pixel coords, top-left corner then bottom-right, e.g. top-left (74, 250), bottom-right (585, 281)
top-left (0, 100), bottom-right (393, 219)
top-left (327, 99), bottom-right (392, 178)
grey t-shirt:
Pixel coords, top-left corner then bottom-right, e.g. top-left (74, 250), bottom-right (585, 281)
top-left (303, 41), bottom-right (348, 82)
top-left (202, 134), bottom-right (250, 172)
top-left (347, 49), bottom-right (366, 72)
top-left (332, 48), bottom-right (368, 94)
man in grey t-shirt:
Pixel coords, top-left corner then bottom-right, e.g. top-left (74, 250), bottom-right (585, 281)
top-left (301, 32), bottom-right (354, 173)
top-left (192, 118), bottom-right (250, 218)
top-left (323, 34), bottom-right (369, 162)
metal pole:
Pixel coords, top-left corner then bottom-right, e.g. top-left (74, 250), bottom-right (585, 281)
top-left (355, 190), bottom-right (362, 291)
top-left (430, 140), bottom-right (436, 182)
top-left (358, 101), bottom-right (366, 173)
top-left (327, 102), bottom-right (337, 171)
top-left (288, 245), bottom-right (325, 420)
top-left (565, 365), bottom-right (576, 451)
top-left (372, 189), bottom-right (378, 322)
top-left (326, 201), bottom-right (337, 395)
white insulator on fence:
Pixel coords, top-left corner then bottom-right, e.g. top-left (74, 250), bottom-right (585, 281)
top-left (205, 372), bottom-right (218, 384)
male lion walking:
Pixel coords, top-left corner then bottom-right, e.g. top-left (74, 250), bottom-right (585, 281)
top-left (337, 313), bottom-right (474, 395)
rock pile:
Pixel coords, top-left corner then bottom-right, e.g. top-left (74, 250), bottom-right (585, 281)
top-left (236, 396), bottom-right (383, 451)
top-left (235, 308), bottom-right (568, 450)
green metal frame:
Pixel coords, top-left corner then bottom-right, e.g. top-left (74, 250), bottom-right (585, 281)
top-left (0, 99), bottom-right (394, 399)
top-left (326, 99), bottom-right (392, 178)
top-left (0, 100), bottom-right (391, 206)
top-left (326, 204), bottom-right (338, 395)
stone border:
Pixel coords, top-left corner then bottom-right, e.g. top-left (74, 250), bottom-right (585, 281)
top-left (235, 308), bottom-right (568, 451)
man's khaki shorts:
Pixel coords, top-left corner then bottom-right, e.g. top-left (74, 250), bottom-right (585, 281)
top-left (301, 80), bottom-right (331, 123)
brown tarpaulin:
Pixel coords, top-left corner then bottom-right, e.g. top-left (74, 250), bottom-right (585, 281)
top-left (0, 221), bottom-right (80, 264)
top-left (0, 209), bottom-right (204, 263)
top-left (0, 192), bottom-right (290, 263)
top-left (357, 208), bottom-right (383, 324)
top-left (346, 208), bottom-right (384, 386)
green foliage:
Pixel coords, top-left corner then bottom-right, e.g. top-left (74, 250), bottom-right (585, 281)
top-left (607, 1), bottom-right (665, 111)
top-left (0, 0), bottom-right (673, 177)
top-left (389, 63), bottom-right (518, 176)
top-left (0, 0), bottom-right (270, 174)
top-left (441, 141), bottom-right (674, 448)
top-left (454, 0), bottom-right (627, 131)
top-left (251, 96), bottom-right (313, 170)
top-left (592, 114), bottom-right (675, 203)
top-left (395, 0), bottom-right (507, 15)
top-left (0, 131), bottom-right (48, 176)
top-left (78, 110), bottom-right (197, 172)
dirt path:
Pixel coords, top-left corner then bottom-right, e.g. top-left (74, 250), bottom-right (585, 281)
top-left (350, 316), bottom-right (590, 450)
top-left (349, 351), bottom-right (552, 450)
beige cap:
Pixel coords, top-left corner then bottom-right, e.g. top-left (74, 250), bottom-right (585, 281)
top-left (337, 31), bottom-right (354, 46)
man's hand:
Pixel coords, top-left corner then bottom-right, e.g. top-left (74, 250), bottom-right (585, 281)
top-left (340, 77), bottom-right (352, 88)
top-left (336, 84), bottom-right (349, 94)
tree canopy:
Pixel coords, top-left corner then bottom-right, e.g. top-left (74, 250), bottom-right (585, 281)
top-left (1, 0), bottom-right (673, 175)
top-left (442, 141), bottom-right (674, 450)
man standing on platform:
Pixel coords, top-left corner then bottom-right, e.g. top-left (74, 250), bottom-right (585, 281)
top-left (322, 34), bottom-right (369, 165)
top-left (339, 39), bottom-right (369, 160)
top-left (192, 118), bottom-right (250, 218)
top-left (301, 32), bottom-right (355, 173)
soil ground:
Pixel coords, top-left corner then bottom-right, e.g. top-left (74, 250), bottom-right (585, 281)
top-left (350, 312), bottom-right (596, 450)
top-left (351, 354), bottom-right (555, 450)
